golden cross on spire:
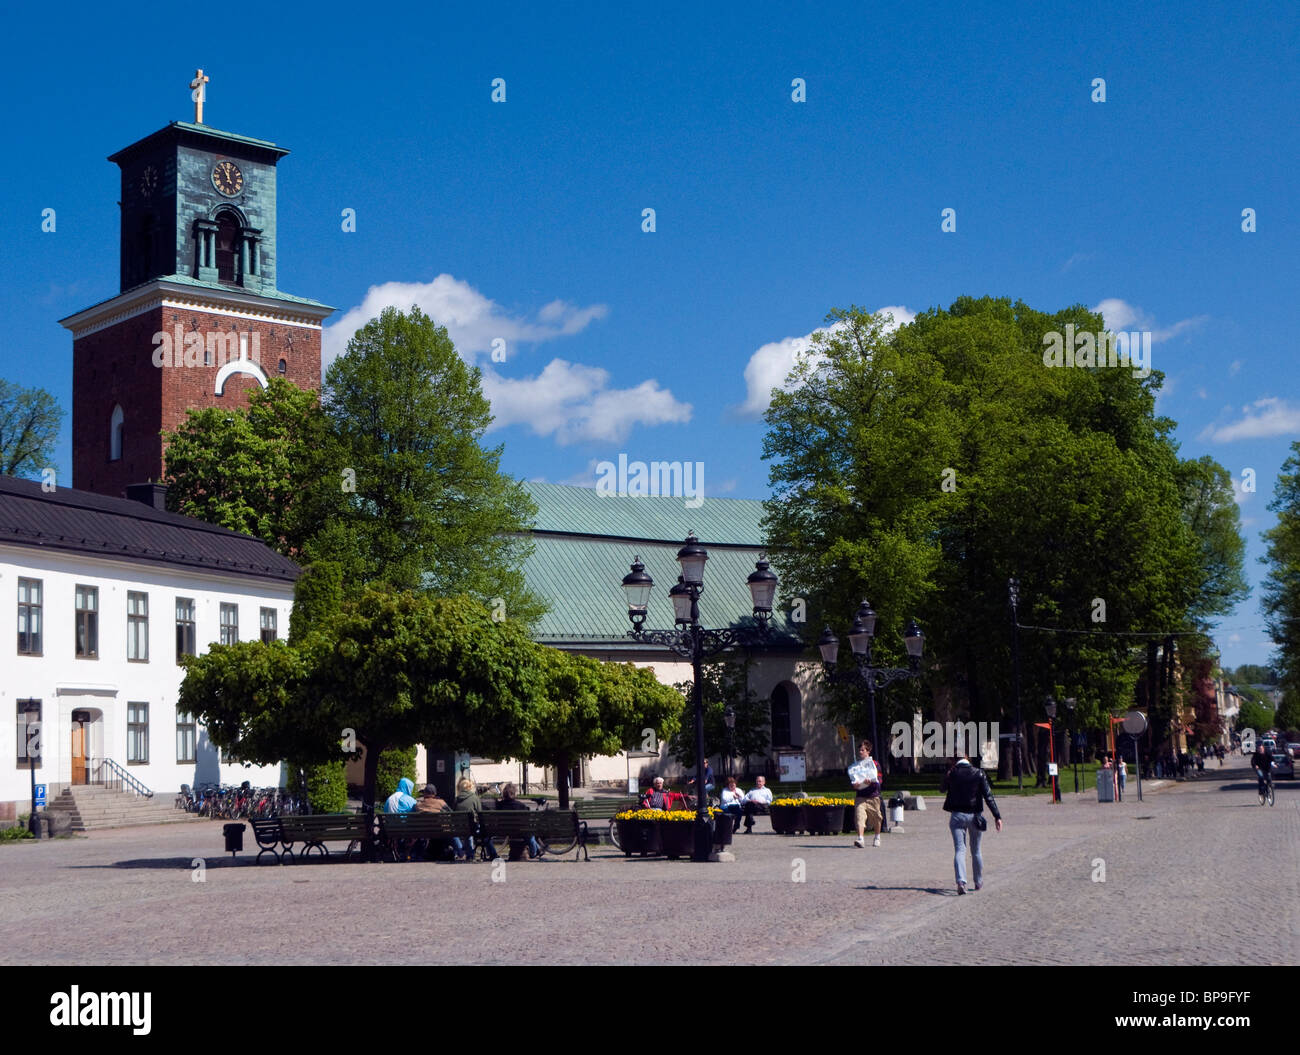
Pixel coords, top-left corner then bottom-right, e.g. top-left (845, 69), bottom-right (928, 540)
top-left (189, 69), bottom-right (210, 124)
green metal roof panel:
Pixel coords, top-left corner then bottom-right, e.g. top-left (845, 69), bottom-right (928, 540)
top-left (523, 481), bottom-right (765, 545)
top-left (523, 532), bottom-right (800, 646)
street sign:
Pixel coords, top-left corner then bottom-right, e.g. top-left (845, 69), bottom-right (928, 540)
top-left (1122, 711), bottom-right (1147, 736)
top-left (34, 784), bottom-right (46, 808)
top-left (1047, 763), bottom-right (1058, 777)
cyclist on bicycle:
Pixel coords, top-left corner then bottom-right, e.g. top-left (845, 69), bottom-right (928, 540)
top-left (1252, 744), bottom-right (1275, 795)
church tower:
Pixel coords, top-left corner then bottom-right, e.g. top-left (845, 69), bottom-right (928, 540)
top-left (60, 72), bottom-right (333, 497)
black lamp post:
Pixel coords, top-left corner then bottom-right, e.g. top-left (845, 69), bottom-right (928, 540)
top-left (723, 705), bottom-right (736, 780)
top-left (1044, 697), bottom-right (1061, 802)
top-left (1065, 697), bottom-right (1079, 794)
top-left (622, 540), bottom-right (777, 862)
top-left (818, 602), bottom-right (925, 783)
top-left (1009, 578), bottom-right (1024, 791)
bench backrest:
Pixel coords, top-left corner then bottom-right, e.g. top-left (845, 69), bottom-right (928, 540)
top-left (279, 814), bottom-right (370, 842)
top-left (377, 812), bottom-right (472, 837)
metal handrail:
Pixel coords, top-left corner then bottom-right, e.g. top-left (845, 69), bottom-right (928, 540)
top-left (88, 757), bottom-right (154, 798)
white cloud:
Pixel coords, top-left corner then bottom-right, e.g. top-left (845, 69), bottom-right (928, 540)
top-left (1092, 299), bottom-right (1207, 342)
top-left (1197, 387), bottom-right (1208, 399)
top-left (1229, 360), bottom-right (1242, 376)
top-left (736, 305), bottom-right (915, 419)
top-left (322, 274), bottom-right (609, 369)
top-left (1200, 397), bottom-right (1300, 442)
top-left (482, 360), bottom-right (692, 445)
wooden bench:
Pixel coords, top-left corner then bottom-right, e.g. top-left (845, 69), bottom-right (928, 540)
top-left (478, 809), bottom-right (586, 861)
top-left (265, 814), bottom-right (371, 863)
top-left (375, 811), bottom-right (474, 861)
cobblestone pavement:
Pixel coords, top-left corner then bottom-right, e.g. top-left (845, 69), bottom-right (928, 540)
top-left (1, 757), bottom-right (1294, 965)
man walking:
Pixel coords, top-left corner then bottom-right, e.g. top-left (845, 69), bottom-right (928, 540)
top-left (940, 752), bottom-right (1003, 895)
top-left (848, 740), bottom-right (883, 848)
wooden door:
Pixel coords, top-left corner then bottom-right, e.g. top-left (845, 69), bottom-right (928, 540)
top-left (71, 722), bottom-right (87, 785)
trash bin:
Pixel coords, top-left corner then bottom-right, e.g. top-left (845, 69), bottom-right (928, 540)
top-left (888, 793), bottom-right (906, 827)
top-left (223, 822), bottom-right (245, 856)
top-left (1096, 773), bottom-right (1115, 803)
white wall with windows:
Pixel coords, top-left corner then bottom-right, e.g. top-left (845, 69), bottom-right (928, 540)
top-left (0, 544), bottom-right (294, 815)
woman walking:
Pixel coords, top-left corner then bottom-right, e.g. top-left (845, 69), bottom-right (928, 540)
top-left (940, 752), bottom-right (1004, 895)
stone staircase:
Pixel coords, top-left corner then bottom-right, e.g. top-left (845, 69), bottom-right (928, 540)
top-left (44, 785), bottom-right (200, 832)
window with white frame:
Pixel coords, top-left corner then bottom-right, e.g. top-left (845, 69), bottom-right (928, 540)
top-left (127, 591), bottom-right (149, 662)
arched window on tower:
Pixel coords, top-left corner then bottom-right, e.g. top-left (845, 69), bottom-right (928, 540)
top-left (215, 212), bottom-right (239, 283)
top-left (109, 405), bottom-right (124, 461)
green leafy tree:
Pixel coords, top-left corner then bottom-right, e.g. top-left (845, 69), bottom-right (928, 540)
top-left (1262, 442), bottom-right (1300, 718)
top-left (1177, 455), bottom-right (1249, 626)
top-left (162, 379), bottom-right (345, 558)
top-left (1236, 698), bottom-right (1274, 737)
top-left (525, 650), bottom-right (684, 807)
top-left (179, 590), bottom-right (547, 856)
top-left (0, 379), bottom-right (62, 478)
top-left (762, 297), bottom-right (1231, 769)
top-left (669, 660), bottom-right (770, 771)
top-left (318, 306), bottom-right (543, 623)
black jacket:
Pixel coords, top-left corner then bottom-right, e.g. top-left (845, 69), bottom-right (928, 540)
top-left (940, 762), bottom-right (1001, 820)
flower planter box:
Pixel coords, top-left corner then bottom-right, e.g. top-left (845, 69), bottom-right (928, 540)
top-left (803, 804), bottom-right (844, 835)
top-left (769, 804), bottom-right (806, 834)
top-left (615, 818), bottom-right (661, 856)
top-left (658, 819), bottom-right (696, 859)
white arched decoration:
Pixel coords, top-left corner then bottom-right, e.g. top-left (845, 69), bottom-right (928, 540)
top-left (109, 405), bottom-right (124, 461)
top-left (214, 332), bottom-right (269, 395)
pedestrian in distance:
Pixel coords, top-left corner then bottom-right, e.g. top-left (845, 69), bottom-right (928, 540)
top-left (940, 752), bottom-right (1003, 895)
top-left (1116, 753), bottom-right (1127, 802)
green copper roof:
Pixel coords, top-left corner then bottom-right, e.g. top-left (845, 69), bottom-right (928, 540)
top-left (524, 481), bottom-right (766, 545)
top-left (150, 273), bottom-right (332, 309)
top-left (520, 483), bottom-right (800, 648)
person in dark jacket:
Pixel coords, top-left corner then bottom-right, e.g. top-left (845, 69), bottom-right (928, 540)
top-left (496, 783), bottom-right (541, 860)
top-left (453, 777), bottom-right (497, 862)
top-left (940, 754), bottom-right (1003, 895)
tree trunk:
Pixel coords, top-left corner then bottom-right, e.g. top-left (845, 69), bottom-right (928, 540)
top-left (557, 753), bottom-right (570, 810)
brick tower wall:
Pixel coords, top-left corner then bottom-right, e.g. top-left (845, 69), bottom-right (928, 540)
top-left (72, 303), bottom-right (322, 498)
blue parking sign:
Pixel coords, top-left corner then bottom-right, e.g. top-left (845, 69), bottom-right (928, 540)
top-left (34, 784), bottom-right (46, 807)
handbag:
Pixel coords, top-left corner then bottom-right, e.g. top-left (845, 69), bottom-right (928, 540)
top-left (974, 813), bottom-right (988, 831)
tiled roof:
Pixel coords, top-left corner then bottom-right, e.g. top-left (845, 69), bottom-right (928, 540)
top-left (521, 483), bottom-right (800, 649)
top-left (0, 476), bottom-right (300, 583)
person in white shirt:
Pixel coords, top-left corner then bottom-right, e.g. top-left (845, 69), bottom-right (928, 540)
top-left (719, 777), bottom-right (745, 832)
top-left (741, 775), bottom-right (773, 832)
top-left (849, 740), bottom-right (883, 847)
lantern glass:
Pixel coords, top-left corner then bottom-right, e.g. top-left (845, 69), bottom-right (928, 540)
top-left (747, 557), bottom-right (778, 613)
top-left (621, 557), bottom-right (654, 612)
top-left (903, 619), bottom-right (925, 659)
top-left (817, 626), bottom-right (840, 666)
top-left (676, 534), bottom-right (709, 586)
top-left (670, 580), bottom-right (693, 623)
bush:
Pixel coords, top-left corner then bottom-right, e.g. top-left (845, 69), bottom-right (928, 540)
top-left (1, 819), bottom-right (34, 841)
top-left (376, 746), bottom-right (417, 799)
top-left (303, 760), bottom-right (347, 813)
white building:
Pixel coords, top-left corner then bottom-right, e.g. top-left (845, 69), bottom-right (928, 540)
top-left (0, 475), bottom-right (297, 821)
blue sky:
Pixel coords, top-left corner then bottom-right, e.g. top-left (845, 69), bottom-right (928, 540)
top-left (2, 1), bottom-right (1296, 670)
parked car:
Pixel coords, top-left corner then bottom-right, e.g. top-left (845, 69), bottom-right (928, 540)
top-left (1272, 753), bottom-right (1295, 779)
top-left (1288, 743), bottom-right (1300, 761)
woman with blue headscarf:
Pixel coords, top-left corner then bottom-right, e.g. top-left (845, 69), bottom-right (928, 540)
top-left (385, 777), bottom-right (417, 814)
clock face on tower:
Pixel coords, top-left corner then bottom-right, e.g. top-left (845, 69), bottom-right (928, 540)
top-left (139, 165), bottom-right (158, 197)
top-left (211, 160), bottom-right (244, 196)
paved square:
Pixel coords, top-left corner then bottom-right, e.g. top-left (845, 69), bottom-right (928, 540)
top-left (2, 759), bottom-right (1294, 966)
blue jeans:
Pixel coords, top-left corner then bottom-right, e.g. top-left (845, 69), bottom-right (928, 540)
top-left (949, 813), bottom-right (984, 888)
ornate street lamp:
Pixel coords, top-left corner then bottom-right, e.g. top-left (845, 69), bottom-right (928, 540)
top-left (621, 538), bottom-right (777, 861)
top-left (820, 602), bottom-right (925, 793)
